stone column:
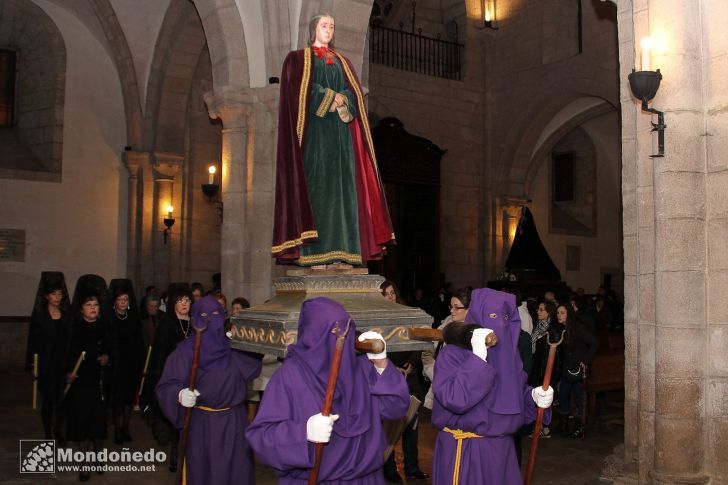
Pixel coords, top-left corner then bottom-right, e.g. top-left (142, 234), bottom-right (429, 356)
top-left (152, 152), bottom-right (184, 286)
top-left (204, 85), bottom-right (278, 305)
top-left (500, 199), bottom-right (527, 265)
top-left (647, 0), bottom-right (708, 483)
top-left (121, 150), bottom-right (150, 291)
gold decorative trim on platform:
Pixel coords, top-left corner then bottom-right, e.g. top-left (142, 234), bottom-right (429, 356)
top-left (272, 230), bottom-right (319, 254)
top-left (276, 288), bottom-right (382, 294)
top-left (231, 326), bottom-right (297, 346)
top-left (368, 326), bottom-right (411, 342)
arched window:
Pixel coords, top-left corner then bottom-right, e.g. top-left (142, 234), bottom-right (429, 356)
top-left (0, 49), bottom-right (16, 127)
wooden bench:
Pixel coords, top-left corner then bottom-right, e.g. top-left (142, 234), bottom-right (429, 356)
top-left (582, 331), bottom-right (624, 424)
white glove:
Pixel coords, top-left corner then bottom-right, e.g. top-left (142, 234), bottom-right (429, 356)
top-left (531, 386), bottom-right (554, 409)
top-left (358, 331), bottom-right (387, 360)
top-left (178, 388), bottom-right (200, 408)
top-left (471, 328), bottom-right (492, 361)
top-left (306, 413), bottom-right (340, 443)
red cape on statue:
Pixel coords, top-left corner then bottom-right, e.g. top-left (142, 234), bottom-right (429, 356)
top-left (271, 48), bottom-right (395, 264)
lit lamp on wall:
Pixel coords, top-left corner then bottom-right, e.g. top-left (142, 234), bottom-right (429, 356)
top-left (202, 165), bottom-right (220, 198)
top-left (478, 0), bottom-right (498, 30)
top-left (628, 36), bottom-right (666, 157)
top-left (163, 204), bottom-right (175, 245)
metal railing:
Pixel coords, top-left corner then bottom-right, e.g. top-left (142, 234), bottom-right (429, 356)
top-left (369, 26), bottom-right (463, 81)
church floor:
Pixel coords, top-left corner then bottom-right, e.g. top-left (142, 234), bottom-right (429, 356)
top-left (1, 368), bottom-right (622, 484)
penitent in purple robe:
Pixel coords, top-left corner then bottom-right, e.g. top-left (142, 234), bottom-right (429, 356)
top-left (156, 296), bottom-right (261, 485)
top-left (431, 288), bottom-right (550, 485)
top-left (246, 297), bottom-right (410, 484)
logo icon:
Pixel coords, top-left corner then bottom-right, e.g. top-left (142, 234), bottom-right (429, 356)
top-left (19, 440), bottom-right (55, 473)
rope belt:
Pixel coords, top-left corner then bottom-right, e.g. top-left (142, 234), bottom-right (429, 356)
top-left (443, 427), bottom-right (483, 485)
top-left (194, 405), bottom-right (231, 412)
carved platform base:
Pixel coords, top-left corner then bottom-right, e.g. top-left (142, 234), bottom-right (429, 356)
top-left (229, 273), bottom-right (434, 357)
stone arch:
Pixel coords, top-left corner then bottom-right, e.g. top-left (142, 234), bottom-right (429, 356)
top-left (152, 2), bottom-right (208, 153)
top-left (521, 96), bottom-right (617, 196)
top-left (499, 74), bottom-right (619, 197)
top-left (0, 0), bottom-right (65, 181)
top-left (87, 0), bottom-right (143, 148)
top-left (190, 0), bottom-right (251, 88)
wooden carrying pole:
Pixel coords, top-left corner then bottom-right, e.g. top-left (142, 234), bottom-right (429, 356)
top-left (523, 330), bottom-right (564, 485)
top-left (408, 326), bottom-right (499, 347)
top-left (177, 323), bottom-right (207, 485)
top-left (308, 319), bottom-right (351, 485)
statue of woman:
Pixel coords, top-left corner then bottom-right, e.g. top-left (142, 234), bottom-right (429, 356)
top-left (272, 13), bottom-right (395, 267)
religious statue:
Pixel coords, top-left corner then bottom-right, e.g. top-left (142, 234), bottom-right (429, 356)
top-left (271, 13), bottom-right (395, 267)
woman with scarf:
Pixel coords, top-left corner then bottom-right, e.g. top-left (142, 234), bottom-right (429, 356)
top-left (156, 295), bottom-right (262, 485)
top-left (246, 297), bottom-right (410, 483)
top-left (430, 288), bottom-right (554, 484)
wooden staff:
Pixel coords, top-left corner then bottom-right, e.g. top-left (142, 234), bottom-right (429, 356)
top-left (32, 353), bottom-right (38, 410)
top-left (523, 330), bottom-right (565, 485)
top-left (64, 351), bottom-right (86, 396)
top-left (308, 319), bottom-right (352, 485)
top-left (354, 337), bottom-right (384, 355)
top-left (134, 345), bottom-right (153, 410)
top-left (177, 322), bottom-right (207, 485)
top-left (408, 325), bottom-right (499, 348)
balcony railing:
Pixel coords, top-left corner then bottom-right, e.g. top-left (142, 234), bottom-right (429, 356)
top-left (369, 26), bottom-right (463, 81)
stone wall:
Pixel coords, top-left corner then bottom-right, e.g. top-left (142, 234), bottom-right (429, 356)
top-left (0, 0), bottom-right (127, 316)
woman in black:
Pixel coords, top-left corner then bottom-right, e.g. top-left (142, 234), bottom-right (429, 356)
top-left (556, 303), bottom-right (600, 438)
top-left (27, 272), bottom-right (71, 442)
top-left (528, 300), bottom-right (561, 439)
top-left (107, 279), bottom-right (144, 444)
top-left (65, 291), bottom-right (111, 481)
top-left (146, 283), bottom-right (193, 472)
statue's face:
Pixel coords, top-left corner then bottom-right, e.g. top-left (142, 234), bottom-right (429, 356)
top-left (314, 16), bottom-right (335, 47)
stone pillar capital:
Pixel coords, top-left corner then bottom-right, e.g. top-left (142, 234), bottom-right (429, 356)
top-left (499, 196), bottom-right (529, 215)
top-left (152, 151), bottom-right (184, 180)
top-left (203, 85), bottom-right (279, 129)
top-left (122, 150), bottom-right (151, 177)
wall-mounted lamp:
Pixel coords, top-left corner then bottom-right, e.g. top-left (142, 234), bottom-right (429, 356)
top-left (478, 0), bottom-right (498, 30)
top-left (163, 204), bottom-right (175, 245)
top-left (628, 36), bottom-right (666, 158)
top-left (201, 165), bottom-right (220, 199)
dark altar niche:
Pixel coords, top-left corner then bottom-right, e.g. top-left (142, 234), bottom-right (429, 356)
top-left (489, 207), bottom-right (571, 300)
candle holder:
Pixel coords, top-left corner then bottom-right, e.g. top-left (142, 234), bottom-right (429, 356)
top-left (201, 183), bottom-right (219, 199)
top-left (163, 217), bottom-right (175, 245)
top-left (628, 69), bottom-right (666, 158)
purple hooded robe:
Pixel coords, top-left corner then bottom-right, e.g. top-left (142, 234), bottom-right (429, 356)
top-left (246, 297), bottom-right (410, 484)
top-left (156, 295), bottom-right (262, 485)
top-left (431, 288), bottom-right (551, 485)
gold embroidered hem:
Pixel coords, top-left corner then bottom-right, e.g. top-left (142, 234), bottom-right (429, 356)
top-left (316, 88), bottom-right (336, 117)
top-left (272, 230), bottom-right (319, 254)
top-left (296, 48), bottom-right (312, 146)
top-left (297, 250), bottom-right (363, 266)
top-left (443, 427), bottom-right (483, 485)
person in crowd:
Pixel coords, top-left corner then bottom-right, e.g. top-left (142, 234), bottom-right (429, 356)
top-left (139, 285), bottom-right (158, 318)
top-left (65, 281), bottom-right (111, 482)
top-left (555, 303), bottom-right (600, 438)
top-left (515, 289), bottom-right (533, 335)
top-left (207, 272), bottom-right (221, 296)
top-left (528, 300), bottom-right (560, 438)
top-left (570, 295), bottom-right (596, 335)
top-left (231, 297), bottom-right (251, 316)
top-left (156, 295), bottom-right (262, 485)
top-left (594, 296), bottom-right (614, 330)
top-left (28, 272), bottom-right (72, 443)
top-left (146, 283), bottom-right (193, 472)
top-left (140, 294), bottom-right (163, 424)
top-left (430, 288), bottom-right (554, 484)
top-left (271, 13), bottom-right (394, 267)
top-left (411, 287), bottom-right (435, 319)
top-left (213, 291), bottom-right (227, 316)
top-left (544, 290), bottom-right (558, 306)
top-left (246, 297), bottom-right (409, 483)
top-left (190, 282), bottom-right (204, 303)
top-left (379, 280), bottom-right (429, 483)
top-left (421, 286), bottom-right (473, 410)
top-left (107, 279), bottom-right (144, 444)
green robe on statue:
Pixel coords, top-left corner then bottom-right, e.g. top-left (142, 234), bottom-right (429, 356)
top-left (300, 55), bottom-right (361, 265)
